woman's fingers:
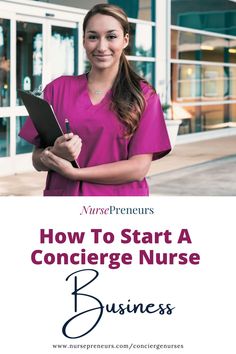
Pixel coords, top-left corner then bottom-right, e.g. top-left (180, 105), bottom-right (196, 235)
top-left (40, 149), bottom-right (76, 179)
top-left (63, 133), bottom-right (74, 141)
top-left (51, 133), bottom-right (82, 161)
top-left (63, 135), bottom-right (82, 159)
top-left (40, 149), bottom-right (57, 167)
top-left (73, 136), bottom-right (82, 153)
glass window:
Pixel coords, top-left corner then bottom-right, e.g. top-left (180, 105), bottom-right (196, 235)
top-left (200, 36), bottom-right (228, 63)
top-left (171, 30), bottom-right (201, 61)
top-left (179, 64), bottom-right (199, 100)
top-left (0, 19), bottom-right (10, 107)
top-left (0, 117), bottom-right (10, 157)
top-left (171, 63), bottom-right (229, 104)
top-left (50, 26), bottom-right (78, 81)
top-left (229, 39), bottom-right (236, 64)
top-left (16, 116), bottom-right (33, 154)
top-left (33, 0), bottom-right (155, 21)
top-left (17, 21), bottom-right (43, 105)
top-left (171, 0), bottom-right (236, 36)
top-left (125, 23), bottom-right (154, 57)
top-left (130, 61), bottom-right (155, 85)
top-left (230, 100), bottom-right (236, 123)
top-left (172, 63), bottom-right (200, 102)
top-left (202, 65), bottom-right (227, 99)
top-left (108, 0), bottom-right (155, 21)
top-left (230, 67), bottom-right (236, 98)
top-left (171, 29), bottom-right (234, 63)
top-left (176, 104), bottom-right (232, 135)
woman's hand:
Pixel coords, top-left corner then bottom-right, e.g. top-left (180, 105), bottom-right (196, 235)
top-left (40, 148), bottom-right (77, 180)
top-left (51, 133), bottom-right (82, 161)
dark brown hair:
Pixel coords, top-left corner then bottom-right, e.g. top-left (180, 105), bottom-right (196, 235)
top-left (83, 3), bottom-right (155, 137)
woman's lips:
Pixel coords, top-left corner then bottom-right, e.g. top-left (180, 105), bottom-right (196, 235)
top-left (93, 55), bottom-right (112, 62)
top-left (93, 54), bottom-right (112, 59)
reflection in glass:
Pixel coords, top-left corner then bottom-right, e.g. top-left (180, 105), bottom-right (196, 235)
top-left (0, 19), bottom-right (10, 107)
top-left (200, 36), bottom-right (227, 62)
top-left (16, 116), bottom-right (33, 154)
top-left (17, 21), bottom-right (42, 105)
top-left (172, 63), bottom-right (230, 103)
top-left (176, 64), bottom-right (200, 100)
top-left (229, 67), bottom-right (236, 98)
top-left (0, 117), bottom-right (10, 157)
top-left (171, 29), bottom-right (235, 63)
top-left (125, 23), bottom-right (154, 57)
top-left (172, 31), bottom-right (201, 61)
top-left (202, 65), bottom-right (227, 98)
top-left (109, 0), bottom-right (154, 21)
top-left (33, 0), bottom-right (155, 20)
top-left (171, 0), bottom-right (236, 36)
top-left (177, 104), bottom-right (234, 135)
top-left (50, 26), bottom-right (78, 81)
top-left (230, 100), bottom-right (236, 123)
top-left (229, 39), bottom-right (236, 64)
top-left (130, 61), bottom-right (154, 85)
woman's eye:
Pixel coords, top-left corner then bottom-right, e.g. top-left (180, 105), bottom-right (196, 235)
top-left (87, 34), bottom-right (117, 41)
top-left (88, 35), bottom-right (97, 40)
top-left (107, 35), bottom-right (117, 40)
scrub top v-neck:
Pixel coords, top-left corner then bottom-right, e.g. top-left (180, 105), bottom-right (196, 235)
top-left (19, 74), bottom-right (171, 196)
top-left (84, 74), bottom-right (112, 107)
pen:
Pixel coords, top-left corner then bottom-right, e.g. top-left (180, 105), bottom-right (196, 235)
top-left (65, 118), bottom-right (71, 134)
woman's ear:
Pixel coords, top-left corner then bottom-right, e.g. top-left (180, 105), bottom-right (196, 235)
top-left (123, 33), bottom-right (129, 49)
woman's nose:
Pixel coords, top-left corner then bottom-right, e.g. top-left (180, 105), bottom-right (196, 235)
top-left (96, 38), bottom-right (107, 52)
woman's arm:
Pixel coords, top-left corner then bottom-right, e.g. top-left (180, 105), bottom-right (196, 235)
top-left (40, 150), bottom-right (152, 184)
top-left (32, 133), bottom-right (82, 172)
top-left (32, 147), bottom-right (50, 171)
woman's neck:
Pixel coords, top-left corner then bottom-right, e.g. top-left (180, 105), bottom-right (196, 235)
top-left (87, 67), bottom-right (119, 87)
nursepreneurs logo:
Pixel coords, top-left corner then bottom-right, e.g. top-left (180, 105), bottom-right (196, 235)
top-left (79, 205), bottom-right (155, 215)
top-left (62, 269), bottom-right (175, 339)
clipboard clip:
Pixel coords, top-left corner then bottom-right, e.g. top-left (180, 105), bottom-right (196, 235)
top-left (30, 84), bottom-right (43, 97)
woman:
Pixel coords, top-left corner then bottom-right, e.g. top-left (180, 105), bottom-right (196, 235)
top-left (19, 3), bottom-right (171, 196)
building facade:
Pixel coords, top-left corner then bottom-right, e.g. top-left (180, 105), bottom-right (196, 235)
top-left (0, 0), bottom-right (235, 175)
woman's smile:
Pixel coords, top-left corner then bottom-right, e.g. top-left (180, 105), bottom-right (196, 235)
top-left (93, 54), bottom-right (113, 60)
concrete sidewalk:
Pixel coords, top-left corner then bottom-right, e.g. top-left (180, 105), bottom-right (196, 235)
top-left (0, 134), bottom-right (235, 196)
top-left (148, 134), bottom-right (236, 176)
top-left (149, 155), bottom-right (236, 195)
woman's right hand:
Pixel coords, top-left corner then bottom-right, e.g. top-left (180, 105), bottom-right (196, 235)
top-left (51, 133), bottom-right (82, 161)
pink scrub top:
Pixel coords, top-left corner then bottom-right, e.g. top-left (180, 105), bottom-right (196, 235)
top-left (19, 74), bottom-right (171, 196)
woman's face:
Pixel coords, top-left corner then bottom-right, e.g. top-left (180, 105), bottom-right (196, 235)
top-left (83, 14), bottom-right (129, 71)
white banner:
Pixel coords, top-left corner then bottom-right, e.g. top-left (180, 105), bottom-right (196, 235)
top-left (1, 197), bottom-right (235, 354)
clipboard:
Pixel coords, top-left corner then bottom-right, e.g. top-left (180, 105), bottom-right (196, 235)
top-left (18, 90), bottom-right (79, 168)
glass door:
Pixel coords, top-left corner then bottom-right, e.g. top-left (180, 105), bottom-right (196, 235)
top-left (16, 20), bottom-right (43, 105)
top-left (0, 17), bottom-right (10, 158)
top-left (0, 3), bottom-right (84, 176)
top-left (0, 18), bottom-right (10, 108)
top-left (49, 24), bottom-right (78, 81)
top-left (15, 16), bottom-right (44, 155)
top-left (15, 16), bottom-right (79, 155)
top-left (16, 17), bottom-right (79, 99)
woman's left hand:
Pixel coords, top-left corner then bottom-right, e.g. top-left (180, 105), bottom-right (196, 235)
top-left (40, 148), bottom-right (77, 180)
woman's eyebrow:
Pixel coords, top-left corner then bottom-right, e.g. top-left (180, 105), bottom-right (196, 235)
top-left (87, 29), bottom-right (118, 34)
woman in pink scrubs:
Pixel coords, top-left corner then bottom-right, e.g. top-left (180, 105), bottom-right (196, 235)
top-left (19, 4), bottom-right (171, 196)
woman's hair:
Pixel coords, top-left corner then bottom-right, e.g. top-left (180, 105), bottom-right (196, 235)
top-left (83, 3), bottom-right (155, 137)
